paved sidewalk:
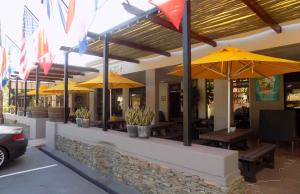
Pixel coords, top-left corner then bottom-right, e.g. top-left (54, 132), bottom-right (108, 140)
top-left (0, 148), bottom-right (108, 194)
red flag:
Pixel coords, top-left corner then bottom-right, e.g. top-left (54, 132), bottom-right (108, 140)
top-left (38, 28), bottom-right (52, 75)
top-left (149, 0), bottom-right (184, 30)
top-left (0, 47), bottom-right (7, 76)
top-left (66, 0), bottom-right (75, 33)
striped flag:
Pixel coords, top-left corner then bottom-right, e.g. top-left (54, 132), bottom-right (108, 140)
top-left (19, 6), bottom-right (39, 80)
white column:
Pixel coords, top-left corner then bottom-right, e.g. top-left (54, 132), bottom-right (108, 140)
top-left (89, 90), bottom-right (97, 121)
top-left (146, 69), bottom-right (159, 123)
top-left (122, 88), bottom-right (129, 116)
top-left (197, 79), bottom-right (206, 119)
top-left (214, 80), bottom-right (229, 131)
top-left (68, 93), bottom-right (73, 109)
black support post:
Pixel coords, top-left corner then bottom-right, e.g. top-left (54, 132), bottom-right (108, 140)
top-left (8, 80), bottom-right (11, 105)
top-left (15, 77), bottom-right (18, 115)
top-left (182, 0), bottom-right (192, 146)
top-left (24, 80), bottom-right (27, 116)
top-left (102, 34), bottom-right (109, 131)
top-left (64, 52), bottom-right (69, 123)
top-left (35, 65), bottom-right (40, 105)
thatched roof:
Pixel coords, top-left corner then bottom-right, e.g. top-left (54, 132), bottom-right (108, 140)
top-left (64, 0), bottom-right (300, 63)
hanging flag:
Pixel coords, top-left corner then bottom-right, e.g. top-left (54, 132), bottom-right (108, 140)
top-left (65, 0), bottom-right (75, 34)
top-left (39, 0), bottom-right (67, 75)
top-left (0, 47), bottom-right (7, 89)
top-left (65, 0), bottom-right (103, 54)
top-left (149, 0), bottom-right (184, 30)
top-left (19, 6), bottom-right (39, 80)
top-left (0, 47), bottom-right (6, 76)
top-left (37, 28), bottom-right (52, 75)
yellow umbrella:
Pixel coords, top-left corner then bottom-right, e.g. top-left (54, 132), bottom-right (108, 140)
top-left (77, 72), bottom-right (143, 120)
top-left (27, 85), bottom-right (58, 96)
top-left (77, 72), bottom-right (144, 89)
top-left (45, 81), bottom-right (93, 94)
top-left (169, 46), bottom-right (300, 132)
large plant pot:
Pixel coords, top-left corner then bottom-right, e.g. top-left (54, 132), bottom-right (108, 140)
top-left (82, 119), bottom-right (90, 128)
top-left (48, 107), bottom-right (69, 122)
top-left (127, 125), bottom-right (138, 137)
top-left (26, 111), bottom-right (32, 118)
top-left (31, 107), bottom-right (48, 118)
top-left (76, 118), bottom-right (82, 127)
top-left (137, 125), bottom-right (151, 138)
top-left (17, 111), bottom-right (24, 116)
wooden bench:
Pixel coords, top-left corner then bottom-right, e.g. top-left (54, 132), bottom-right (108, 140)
top-left (239, 143), bottom-right (276, 183)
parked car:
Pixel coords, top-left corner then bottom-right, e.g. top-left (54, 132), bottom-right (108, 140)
top-left (0, 126), bottom-right (28, 169)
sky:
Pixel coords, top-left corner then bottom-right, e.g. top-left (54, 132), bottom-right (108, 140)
top-left (0, 0), bottom-right (154, 66)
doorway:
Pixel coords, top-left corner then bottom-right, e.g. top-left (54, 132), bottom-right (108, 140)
top-left (169, 83), bottom-right (181, 121)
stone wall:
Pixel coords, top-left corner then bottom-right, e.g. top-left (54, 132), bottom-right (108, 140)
top-left (56, 135), bottom-right (245, 194)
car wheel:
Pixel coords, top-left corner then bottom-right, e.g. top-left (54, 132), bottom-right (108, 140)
top-left (0, 147), bottom-right (8, 169)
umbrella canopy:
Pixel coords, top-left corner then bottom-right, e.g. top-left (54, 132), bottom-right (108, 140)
top-left (45, 81), bottom-right (93, 93)
top-left (77, 72), bottom-right (144, 89)
top-left (169, 46), bottom-right (300, 133)
top-left (27, 85), bottom-right (58, 96)
top-left (169, 47), bottom-right (300, 79)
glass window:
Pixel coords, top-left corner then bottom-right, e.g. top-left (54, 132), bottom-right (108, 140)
top-left (129, 87), bottom-right (145, 109)
top-left (285, 73), bottom-right (300, 109)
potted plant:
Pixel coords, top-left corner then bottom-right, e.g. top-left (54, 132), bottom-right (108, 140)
top-left (75, 108), bottom-right (83, 127)
top-left (17, 107), bottom-right (24, 116)
top-left (9, 105), bottom-right (16, 114)
top-left (48, 107), bottom-right (69, 122)
top-left (136, 108), bottom-right (155, 138)
top-left (31, 99), bottom-right (48, 118)
top-left (125, 108), bottom-right (138, 137)
top-left (26, 106), bottom-right (32, 118)
top-left (81, 108), bottom-right (91, 128)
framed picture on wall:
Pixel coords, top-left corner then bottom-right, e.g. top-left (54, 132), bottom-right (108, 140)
top-left (255, 75), bottom-right (280, 101)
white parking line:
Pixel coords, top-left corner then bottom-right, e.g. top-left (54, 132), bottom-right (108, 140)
top-left (0, 164), bottom-right (58, 179)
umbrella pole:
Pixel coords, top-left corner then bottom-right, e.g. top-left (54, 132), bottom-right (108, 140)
top-left (227, 63), bottom-right (231, 133)
top-left (110, 89), bottom-right (112, 120)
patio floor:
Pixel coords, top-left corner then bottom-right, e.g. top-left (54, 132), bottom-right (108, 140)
top-left (245, 142), bottom-right (300, 194)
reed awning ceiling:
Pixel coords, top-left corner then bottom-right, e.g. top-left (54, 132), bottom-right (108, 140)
top-left (61, 0), bottom-right (300, 63)
top-left (11, 63), bottom-right (98, 82)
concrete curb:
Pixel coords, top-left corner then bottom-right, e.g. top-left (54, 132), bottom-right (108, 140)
top-left (39, 147), bottom-right (140, 194)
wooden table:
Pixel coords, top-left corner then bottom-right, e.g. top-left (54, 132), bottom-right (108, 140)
top-left (93, 119), bottom-right (126, 131)
top-left (151, 122), bottom-right (177, 136)
top-left (198, 128), bottom-right (253, 149)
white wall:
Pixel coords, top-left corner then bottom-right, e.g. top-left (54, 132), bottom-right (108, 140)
top-left (213, 80), bottom-right (228, 130)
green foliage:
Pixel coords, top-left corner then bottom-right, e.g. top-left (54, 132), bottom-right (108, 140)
top-left (75, 107), bottom-right (90, 119)
top-left (124, 107), bottom-right (139, 125)
top-left (135, 107), bottom-right (155, 126)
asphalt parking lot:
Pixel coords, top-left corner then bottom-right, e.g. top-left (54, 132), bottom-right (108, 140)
top-left (0, 148), bottom-right (108, 194)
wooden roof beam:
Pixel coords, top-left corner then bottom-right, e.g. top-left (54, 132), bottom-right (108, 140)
top-left (11, 74), bottom-right (67, 80)
top-left (61, 46), bottom-right (140, 64)
top-left (14, 70), bottom-right (85, 76)
top-left (51, 63), bottom-right (100, 72)
top-left (13, 72), bottom-right (73, 79)
top-left (241, 0), bottom-right (282, 33)
top-left (122, 3), bottom-right (217, 47)
top-left (28, 72), bottom-right (73, 79)
top-left (87, 32), bottom-right (171, 57)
